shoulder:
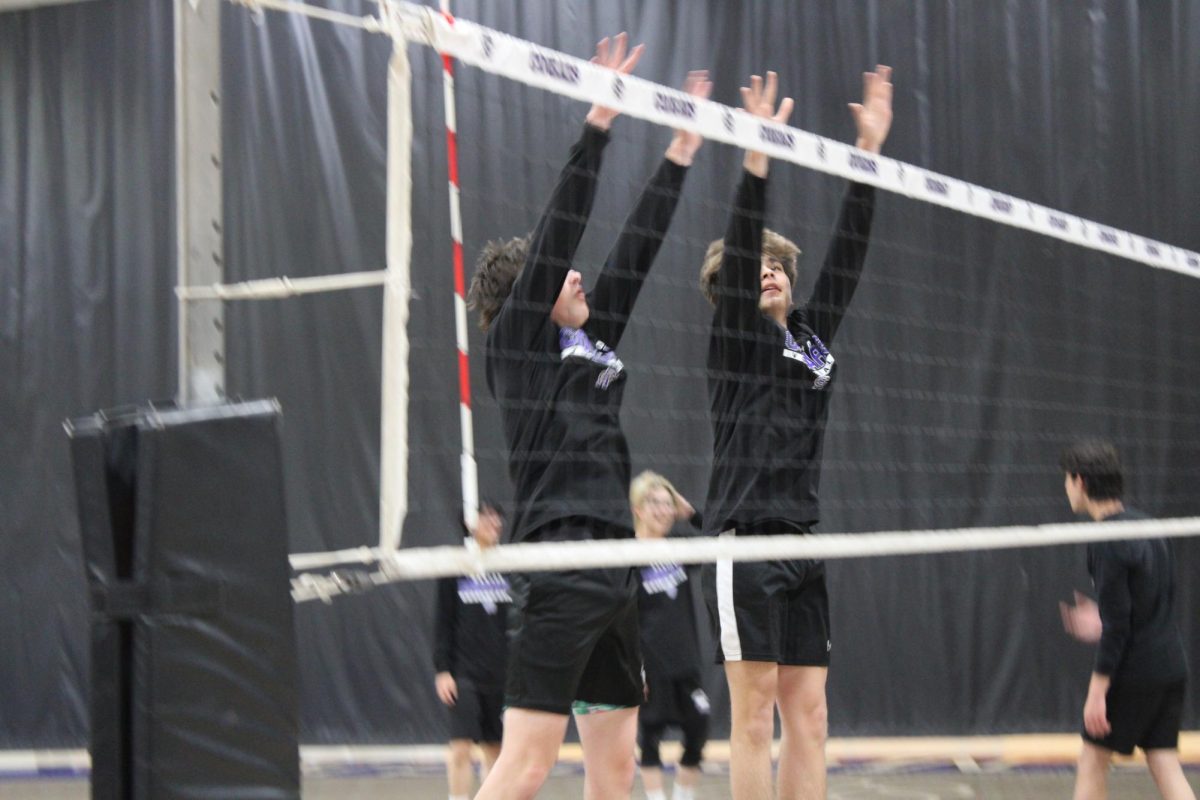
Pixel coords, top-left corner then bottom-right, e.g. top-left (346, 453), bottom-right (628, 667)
top-left (1089, 539), bottom-right (1124, 564)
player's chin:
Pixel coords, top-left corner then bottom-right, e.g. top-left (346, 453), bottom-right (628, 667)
top-left (758, 296), bottom-right (782, 315)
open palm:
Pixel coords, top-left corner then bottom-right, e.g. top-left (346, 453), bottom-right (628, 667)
top-left (849, 64), bottom-right (893, 153)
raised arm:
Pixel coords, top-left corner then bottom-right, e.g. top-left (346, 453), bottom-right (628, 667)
top-left (712, 73), bottom-right (794, 334)
top-left (587, 71), bottom-right (711, 347)
top-left (499, 35), bottom-right (643, 337)
top-left (804, 65), bottom-right (891, 343)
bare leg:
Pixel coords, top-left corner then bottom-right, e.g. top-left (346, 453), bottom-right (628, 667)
top-left (1146, 749), bottom-right (1197, 800)
top-left (776, 665), bottom-right (828, 800)
top-left (640, 765), bottom-right (665, 798)
top-left (576, 706), bottom-right (639, 800)
top-left (478, 742), bottom-right (502, 787)
top-left (474, 708), bottom-right (568, 800)
top-left (674, 765), bottom-right (701, 800)
top-left (1073, 740), bottom-right (1113, 800)
top-left (725, 660), bottom-right (778, 800)
top-left (447, 739), bottom-right (474, 798)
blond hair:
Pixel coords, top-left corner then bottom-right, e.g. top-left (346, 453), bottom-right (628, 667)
top-left (699, 228), bottom-right (800, 307)
top-left (629, 470), bottom-right (683, 512)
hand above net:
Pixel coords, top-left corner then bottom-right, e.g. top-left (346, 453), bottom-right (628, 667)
top-left (584, 32), bottom-right (644, 131)
top-left (665, 70), bottom-right (713, 167)
top-left (741, 71), bottom-right (795, 178)
top-left (849, 64), bottom-right (893, 154)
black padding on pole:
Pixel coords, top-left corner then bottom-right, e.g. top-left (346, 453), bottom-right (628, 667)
top-left (67, 400), bottom-right (299, 800)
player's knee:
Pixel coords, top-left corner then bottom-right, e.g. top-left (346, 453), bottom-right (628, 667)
top-left (511, 759), bottom-right (554, 794)
top-left (447, 739), bottom-right (473, 766)
top-left (1077, 742), bottom-right (1113, 774)
top-left (1145, 749), bottom-right (1181, 776)
top-left (736, 709), bottom-right (775, 748)
top-left (615, 754), bottom-right (637, 789)
top-left (792, 699), bottom-right (828, 744)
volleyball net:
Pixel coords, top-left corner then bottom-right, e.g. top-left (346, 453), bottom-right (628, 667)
top-left (163, 0), bottom-right (1200, 608)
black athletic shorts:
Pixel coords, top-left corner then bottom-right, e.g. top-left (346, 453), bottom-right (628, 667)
top-left (446, 679), bottom-right (504, 743)
top-left (1083, 681), bottom-right (1186, 755)
top-left (505, 521), bottom-right (643, 715)
top-left (701, 532), bottom-right (830, 666)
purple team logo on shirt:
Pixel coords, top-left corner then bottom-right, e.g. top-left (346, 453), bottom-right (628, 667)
top-left (559, 327), bottom-right (624, 389)
top-left (457, 574), bottom-right (512, 615)
top-left (783, 330), bottom-right (835, 390)
top-left (641, 563), bottom-right (687, 599)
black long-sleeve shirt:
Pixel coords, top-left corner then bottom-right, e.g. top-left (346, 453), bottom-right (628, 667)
top-left (1087, 508), bottom-right (1188, 687)
top-left (639, 515), bottom-right (706, 680)
top-left (703, 172), bottom-right (875, 535)
top-left (485, 124), bottom-right (689, 542)
top-left (433, 570), bottom-right (511, 691)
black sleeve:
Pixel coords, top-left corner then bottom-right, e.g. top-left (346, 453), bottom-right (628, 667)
top-left (711, 171), bottom-right (769, 365)
top-left (667, 509), bottom-right (706, 539)
top-left (1091, 543), bottom-right (1132, 677)
top-left (433, 577), bottom-right (458, 674)
top-left (802, 182), bottom-right (876, 343)
top-left (490, 124), bottom-right (610, 350)
top-left (585, 158), bottom-right (689, 348)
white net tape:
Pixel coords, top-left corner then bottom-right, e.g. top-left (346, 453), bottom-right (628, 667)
top-left (290, 516), bottom-right (1200, 603)
top-left (200, 0), bottom-right (1200, 307)
top-left (402, 2), bottom-right (1200, 277)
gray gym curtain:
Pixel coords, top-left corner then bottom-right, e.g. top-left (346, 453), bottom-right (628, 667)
top-left (2, 0), bottom-right (1198, 745)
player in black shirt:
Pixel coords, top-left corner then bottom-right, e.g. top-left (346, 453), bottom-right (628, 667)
top-left (631, 471), bottom-right (710, 800)
top-left (468, 35), bottom-right (710, 800)
top-left (1058, 440), bottom-right (1194, 800)
top-left (433, 508), bottom-right (509, 800)
top-left (697, 68), bottom-right (893, 800)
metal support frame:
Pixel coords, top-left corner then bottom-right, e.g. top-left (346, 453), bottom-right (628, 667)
top-left (175, 0), bottom-right (225, 404)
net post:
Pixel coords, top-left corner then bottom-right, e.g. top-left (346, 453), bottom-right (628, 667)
top-left (175, 0), bottom-right (226, 404)
top-left (379, 15), bottom-right (414, 551)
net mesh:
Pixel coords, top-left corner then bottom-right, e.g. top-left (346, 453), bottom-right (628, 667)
top-left (202, 0), bottom-right (1200, 791)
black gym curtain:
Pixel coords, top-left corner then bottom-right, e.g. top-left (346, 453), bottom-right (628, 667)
top-left (2, 0), bottom-right (1198, 746)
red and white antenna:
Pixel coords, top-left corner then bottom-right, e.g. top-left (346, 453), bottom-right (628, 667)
top-left (439, 0), bottom-right (479, 532)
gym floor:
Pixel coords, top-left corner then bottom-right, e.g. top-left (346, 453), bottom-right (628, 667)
top-left (3, 735), bottom-right (1197, 799)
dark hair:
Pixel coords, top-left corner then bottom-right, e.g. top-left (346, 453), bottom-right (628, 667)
top-left (1060, 439), bottom-right (1124, 501)
top-left (467, 235), bottom-right (531, 331)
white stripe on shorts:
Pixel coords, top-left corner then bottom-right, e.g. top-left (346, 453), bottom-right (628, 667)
top-left (716, 531), bottom-right (742, 661)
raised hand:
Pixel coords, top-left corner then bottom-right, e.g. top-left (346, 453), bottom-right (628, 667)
top-left (585, 32), bottom-right (645, 131)
top-left (848, 64), bottom-right (893, 154)
top-left (665, 70), bottom-right (713, 167)
top-left (672, 490), bottom-right (695, 522)
top-left (741, 71), bottom-right (794, 177)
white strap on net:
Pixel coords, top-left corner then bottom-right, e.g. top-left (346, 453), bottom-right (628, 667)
top-left (290, 516), bottom-right (1200, 603)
